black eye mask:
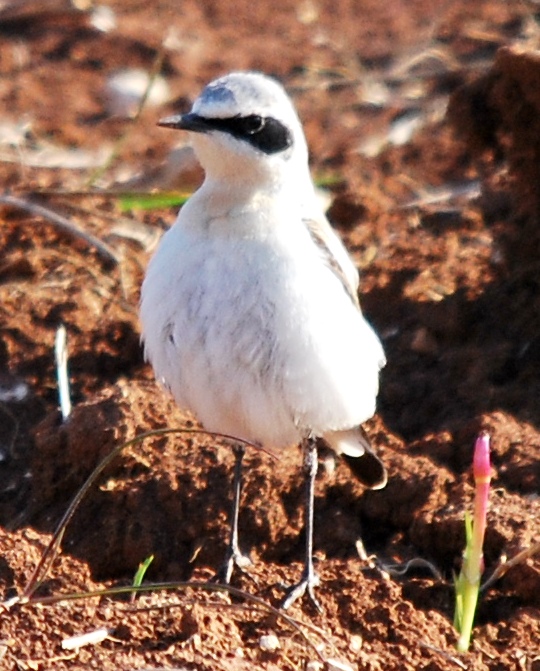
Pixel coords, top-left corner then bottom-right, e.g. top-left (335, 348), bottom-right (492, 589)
top-left (177, 113), bottom-right (293, 155)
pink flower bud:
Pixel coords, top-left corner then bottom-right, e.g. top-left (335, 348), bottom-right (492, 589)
top-left (473, 431), bottom-right (491, 483)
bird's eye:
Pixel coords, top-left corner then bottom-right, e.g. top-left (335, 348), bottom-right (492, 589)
top-left (240, 115), bottom-right (265, 135)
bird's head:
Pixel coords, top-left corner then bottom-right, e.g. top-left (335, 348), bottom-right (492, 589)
top-left (159, 71), bottom-right (310, 192)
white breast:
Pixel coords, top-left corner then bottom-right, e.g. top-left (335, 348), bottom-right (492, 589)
top-left (140, 195), bottom-right (384, 449)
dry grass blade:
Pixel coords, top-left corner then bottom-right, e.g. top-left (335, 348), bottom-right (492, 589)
top-left (380, 557), bottom-right (444, 582)
top-left (15, 427), bottom-right (275, 602)
top-left (0, 193), bottom-right (119, 265)
top-left (418, 641), bottom-right (468, 669)
top-left (481, 541), bottom-right (540, 592)
top-left (55, 324), bottom-right (72, 422)
top-left (85, 47), bottom-right (166, 187)
top-left (26, 581), bottom-right (329, 662)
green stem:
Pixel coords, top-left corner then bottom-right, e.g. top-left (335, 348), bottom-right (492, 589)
top-left (454, 432), bottom-right (491, 652)
top-left (456, 570), bottom-right (481, 652)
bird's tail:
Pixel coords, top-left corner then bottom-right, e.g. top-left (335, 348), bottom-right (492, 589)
top-left (323, 427), bottom-right (387, 490)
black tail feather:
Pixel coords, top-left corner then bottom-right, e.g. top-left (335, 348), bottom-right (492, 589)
top-left (341, 450), bottom-right (387, 489)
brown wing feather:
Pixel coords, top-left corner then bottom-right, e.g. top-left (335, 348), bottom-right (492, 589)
top-left (304, 217), bottom-right (360, 309)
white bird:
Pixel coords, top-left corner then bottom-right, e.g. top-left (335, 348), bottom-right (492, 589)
top-left (140, 71), bottom-right (387, 610)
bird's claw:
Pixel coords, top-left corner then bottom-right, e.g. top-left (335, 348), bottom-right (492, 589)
top-left (214, 546), bottom-right (253, 584)
top-left (281, 568), bottom-right (322, 612)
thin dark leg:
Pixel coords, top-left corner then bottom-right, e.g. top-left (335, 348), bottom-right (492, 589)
top-left (215, 443), bottom-right (252, 583)
top-left (282, 438), bottom-right (322, 611)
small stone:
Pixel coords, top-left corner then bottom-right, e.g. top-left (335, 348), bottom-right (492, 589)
top-left (326, 659), bottom-right (354, 671)
top-left (350, 634), bottom-right (363, 651)
top-left (259, 633), bottom-right (280, 652)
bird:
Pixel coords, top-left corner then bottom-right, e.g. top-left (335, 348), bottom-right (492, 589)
top-left (140, 71), bottom-right (387, 610)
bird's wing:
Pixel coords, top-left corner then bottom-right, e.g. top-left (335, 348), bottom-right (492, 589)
top-left (305, 214), bottom-right (387, 490)
top-left (303, 216), bottom-right (360, 309)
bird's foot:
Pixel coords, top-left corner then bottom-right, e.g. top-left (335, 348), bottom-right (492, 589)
top-left (281, 566), bottom-right (322, 612)
top-left (213, 545), bottom-right (253, 584)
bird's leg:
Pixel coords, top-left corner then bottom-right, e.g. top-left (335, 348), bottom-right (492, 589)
top-left (214, 443), bottom-right (252, 583)
top-left (282, 437), bottom-right (322, 611)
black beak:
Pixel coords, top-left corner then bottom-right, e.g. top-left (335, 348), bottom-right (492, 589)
top-left (157, 112), bottom-right (211, 133)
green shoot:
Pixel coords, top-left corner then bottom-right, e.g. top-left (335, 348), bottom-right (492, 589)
top-left (454, 431), bottom-right (491, 652)
top-left (116, 174), bottom-right (341, 213)
top-left (314, 172), bottom-right (344, 188)
top-left (131, 554), bottom-right (154, 603)
top-left (118, 191), bottom-right (191, 212)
